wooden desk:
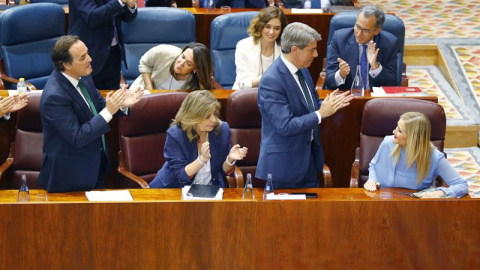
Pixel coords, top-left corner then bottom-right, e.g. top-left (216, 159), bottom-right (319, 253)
top-left (0, 188), bottom-right (478, 269)
top-left (0, 89), bottom-right (437, 188)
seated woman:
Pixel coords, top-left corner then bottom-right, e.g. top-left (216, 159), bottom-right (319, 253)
top-left (149, 90), bottom-right (248, 188)
top-left (232, 6), bottom-right (287, 89)
top-left (364, 112), bottom-right (468, 198)
top-left (129, 43), bottom-right (215, 91)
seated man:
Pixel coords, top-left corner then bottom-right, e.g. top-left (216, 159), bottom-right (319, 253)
top-left (325, 5), bottom-right (399, 90)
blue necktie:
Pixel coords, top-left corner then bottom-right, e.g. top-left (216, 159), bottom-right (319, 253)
top-left (360, 45), bottom-right (368, 88)
top-left (296, 70), bottom-right (320, 145)
top-left (78, 80), bottom-right (106, 152)
top-left (112, 17), bottom-right (119, 45)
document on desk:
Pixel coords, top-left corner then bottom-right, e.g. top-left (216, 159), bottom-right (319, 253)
top-left (291, 8), bottom-right (324, 14)
top-left (85, 190), bottom-right (134, 201)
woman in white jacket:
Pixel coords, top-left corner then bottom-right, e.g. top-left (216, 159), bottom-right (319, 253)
top-left (233, 6), bottom-right (287, 90)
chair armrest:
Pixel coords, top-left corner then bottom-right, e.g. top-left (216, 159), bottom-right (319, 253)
top-left (316, 58), bottom-right (327, 90)
top-left (212, 77), bottom-right (223, 90)
top-left (349, 147), bottom-right (360, 188)
top-left (401, 62), bottom-right (409, 86)
top-left (225, 165), bottom-right (244, 188)
top-left (322, 163), bottom-right (332, 187)
top-left (0, 59), bottom-right (37, 90)
top-left (117, 151), bottom-right (150, 188)
top-left (0, 142), bottom-right (15, 182)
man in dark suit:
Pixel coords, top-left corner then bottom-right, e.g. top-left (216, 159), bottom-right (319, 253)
top-left (325, 5), bottom-right (399, 90)
top-left (68, 0), bottom-right (137, 90)
top-left (37, 35), bottom-right (143, 192)
top-left (256, 22), bottom-right (352, 189)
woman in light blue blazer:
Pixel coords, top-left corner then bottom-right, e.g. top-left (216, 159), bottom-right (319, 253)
top-left (149, 90), bottom-right (248, 188)
top-left (364, 112), bottom-right (468, 198)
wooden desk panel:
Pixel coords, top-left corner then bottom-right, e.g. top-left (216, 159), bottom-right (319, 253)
top-left (0, 188), bottom-right (478, 269)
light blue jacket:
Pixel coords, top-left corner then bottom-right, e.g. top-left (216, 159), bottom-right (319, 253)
top-left (369, 136), bottom-right (468, 198)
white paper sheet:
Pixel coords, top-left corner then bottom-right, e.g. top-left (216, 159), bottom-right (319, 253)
top-left (85, 190), bottom-right (134, 201)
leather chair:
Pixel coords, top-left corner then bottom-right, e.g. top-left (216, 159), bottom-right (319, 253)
top-left (121, 8), bottom-right (195, 86)
top-left (316, 12), bottom-right (407, 89)
top-left (226, 88), bottom-right (332, 188)
top-left (350, 98), bottom-right (446, 188)
top-left (118, 92), bottom-right (188, 188)
top-left (210, 11), bottom-right (258, 89)
top-left (0, 3), bottom-right (65, 90)
top-left (0, 93), bottom-right (43, 189)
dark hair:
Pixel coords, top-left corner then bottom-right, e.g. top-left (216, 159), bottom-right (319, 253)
top-left (247, 6), bottom-right (288, 45)
top-left (51, 35), bottom-right (80, 71)
top-left (169, 43), bottom-right (215, 90)
top-left (359, 5), bottom-right (385, 29)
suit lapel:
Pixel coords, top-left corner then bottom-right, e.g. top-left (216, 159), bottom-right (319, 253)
top-left (278, 60), bottom-right (311, 111)
top-left (55, 71), bottom-right (94, 118)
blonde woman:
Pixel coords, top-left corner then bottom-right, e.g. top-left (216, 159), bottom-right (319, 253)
top-left (149, 90), bottom-right (248, 188)
top-left (232, 6), bottom-right (287, 89)
top-left (364, 112), bottom-right (468, 198)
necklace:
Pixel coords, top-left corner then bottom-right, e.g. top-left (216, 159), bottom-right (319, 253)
top-left (259, 46), bottom-right (275, 75)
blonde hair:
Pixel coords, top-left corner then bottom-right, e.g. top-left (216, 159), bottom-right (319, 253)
top-left (247, 6), bottom-right (287, 45)
top-left (391, 112), bottom-right (434, 183)
top-left (172, 90), bottom-right (221, 142)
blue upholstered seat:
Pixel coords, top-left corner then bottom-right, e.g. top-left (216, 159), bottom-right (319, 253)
top-left (199, 0), bottom-right (266, 8)
top-left (0, 3), bottom-right (65, 89)
top-left (121, 7), bottom-right (195, 86)
top-left (210, 11), bottom-right (258, 89)
top-left (327, 12), bottom-right (405, 86)
top-left (15, 0), bottom-right (69, 6)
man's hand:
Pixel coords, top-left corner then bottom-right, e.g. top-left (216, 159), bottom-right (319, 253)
top-left (105, 89), bottom-right (126, 115)
top-left (0, 96), bottom-right (15, 118)
top-left (337, 58), bottom-right (350, 78)
top-left (318, 89), bottom-right (353, 118)
top-left (119, 86), bottom-right (143, 108)
top-left (366, 41), bottom-right (380, 69)
top-left (10, 94), bottom-right (29, 113)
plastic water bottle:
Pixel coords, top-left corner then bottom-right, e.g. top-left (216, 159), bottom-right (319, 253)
top-left (242, 173), bottom-right (255, 200)
top-left (263, 173), bottom-right (274, 200)
top-left (18, 175), bottom-right (30, 203)
top-left (351, 65), bottom-right (365, 97)
top-left (17, 78), bottom-right (27, 95)
top-left (304, 0), bottom-right (312, 9)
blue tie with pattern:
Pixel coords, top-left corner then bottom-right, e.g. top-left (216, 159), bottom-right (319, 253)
top-left (296, 70), bottom-right (320, 145)
top-left (360, 45), bottom-right (368, 88)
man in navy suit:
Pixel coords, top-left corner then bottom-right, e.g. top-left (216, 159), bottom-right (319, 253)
top-left (256, 23), bottom-right (352, 188)
top-left (37, 35), bottom-right (143, 192)
top-left (68, 0), bottom-right (137, 90)
top-left (325, 5), bottom-right (399, 90)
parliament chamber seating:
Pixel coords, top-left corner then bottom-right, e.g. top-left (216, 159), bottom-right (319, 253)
top-left (0, 93), bottom-right (43, 189)
top-left (121, 7), bottom-right (196, 86)
top-left (0, 3), bottom-right (65, 90)
top-left (197, 0), bottom-right (266, 8)
top-left (210, 11), bottom-right (259, 89)
top-left (117, 92), bottom-right (188, 188)
top-left (316, 11), bottom-right (407, 89)
top-left (350, 98), bottom-right (446, 188)
top-left (226, 89), bottom-right (332, 188)
top-left (15, 0), bottom-right (69, 4)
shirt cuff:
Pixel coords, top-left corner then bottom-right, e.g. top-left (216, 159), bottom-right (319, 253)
top-left (3, 112), bottom-right (11, 120)
top-left (99, 108), bottom-right (113, 123)
top-left (120, 107), bottom-right (129, 115)
top-left (315, 111), bottom-right (322, 124)
top-left (369, 63), bottom-right (383, 78)
top-left (335, 70), bottom-right (346, 86)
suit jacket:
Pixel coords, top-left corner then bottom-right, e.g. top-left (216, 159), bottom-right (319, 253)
top-left (256, 57), bottom-right (324, 185)
top-left (149, 122), bottom-right (232, 188)
top-left (369, 136), bottom-right (468, 198)
top-left (37, 70), bottom-right (111, 192)
top-left (325, 28), bottom-right (399, 90)
top-left (68, 0), bottom-right (137, 75)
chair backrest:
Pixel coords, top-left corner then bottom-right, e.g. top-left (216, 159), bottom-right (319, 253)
top-left (326, 12), bottom-right (405, 86)
top-left (29, 0), bottom-right (69, 4)
top-left (225, 88), bottom-right (265, 187)
top-left (358, 98), bottom-right (446, 186)
top-left (118, 92), bottom-right (188, 185)
top-left (210, 11), bottom-right (258, 89)
top-left (0, 3), bottom-right (65, 89)
top-left (11, 93), bottom-right (43, 189)
top-left (121, 8), bottom-right (195, 86)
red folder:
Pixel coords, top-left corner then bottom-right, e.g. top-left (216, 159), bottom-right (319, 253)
top-left (382, 86), bottom-right (423, 95)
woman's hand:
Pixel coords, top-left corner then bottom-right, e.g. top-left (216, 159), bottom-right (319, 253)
top-left (228, 144), bottom-right (248, 163)
top-left (364, 179), bottom-right (380, 192)
top-left (199, 141), bottom-right (211, 163)
top-left (417, 190), bottom-right (446, 199)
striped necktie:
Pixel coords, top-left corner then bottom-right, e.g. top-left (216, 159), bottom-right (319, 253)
top-left (78, 79), bottom-right (107, 152)
top-left (296, 70), bottom-right (320, 145)
top-left (360, 45), bottom-right (368, 88)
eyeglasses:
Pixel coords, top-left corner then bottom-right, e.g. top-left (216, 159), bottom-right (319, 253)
top-left (354, 24), bottom-right (374, 35)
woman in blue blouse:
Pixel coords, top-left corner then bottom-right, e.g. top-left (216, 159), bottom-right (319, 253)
top-left (364, 112), bottom-right (468, 198)
top-left (149, 90), bottom-right (248, 188)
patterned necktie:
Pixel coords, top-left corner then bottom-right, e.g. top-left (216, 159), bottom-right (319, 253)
top-left (296, 70), bottom-right (320, 145)
top-left (360, 45), bottom-right (368, 88)
top-left (112, 17), bottom-right (119, 45)
top-left (78, 80), bottom-right (106, 152)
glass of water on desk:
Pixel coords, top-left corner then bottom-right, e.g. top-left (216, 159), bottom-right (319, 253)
top-left (242, 173), bottom-right (254, 200)
top-left (263, 173), bottom-right (274, 200)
